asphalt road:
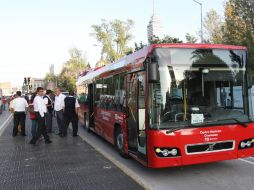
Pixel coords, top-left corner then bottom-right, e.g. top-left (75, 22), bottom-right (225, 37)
top-left (78, 125), bottom-right (254, 190)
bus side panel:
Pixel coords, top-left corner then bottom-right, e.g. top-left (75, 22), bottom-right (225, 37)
top-left (94, 107), bottom-right (103, 136)
top-left (94, 108), bottom-right (125, 145)
top-left (78, 104), bottom-right (88, 126)
top-left (97, 108), bottom-right (114, 144)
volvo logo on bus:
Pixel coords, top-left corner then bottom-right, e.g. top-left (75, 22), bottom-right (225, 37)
top-left (207, 143), bottom-right (216, 151)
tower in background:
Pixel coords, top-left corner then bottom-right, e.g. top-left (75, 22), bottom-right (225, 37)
top-left (49, 64), bottom-right (55, 75)
top-left (147, 0), bottom-right (164, 43)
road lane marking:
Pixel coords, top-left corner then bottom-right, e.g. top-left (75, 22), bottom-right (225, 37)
top-left (240, 159), bottom-right (254, 165)
top-left (0, 114), bottom-right (13, 136)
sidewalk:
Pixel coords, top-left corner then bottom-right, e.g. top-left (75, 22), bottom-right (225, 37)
top-left (0, 116), bottom-right (144, 190)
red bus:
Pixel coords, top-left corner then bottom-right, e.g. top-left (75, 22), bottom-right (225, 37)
top-left (77, 43), bottom-right (254, 168)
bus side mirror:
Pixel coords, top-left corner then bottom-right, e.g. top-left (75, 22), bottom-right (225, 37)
top-left (148, 62), bottom-right (159, 83)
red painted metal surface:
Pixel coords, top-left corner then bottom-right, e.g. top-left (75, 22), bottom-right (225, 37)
top-left (77, 43), bottom-right (253, 168)
top-left (146, 123), bottom-right (254, 168)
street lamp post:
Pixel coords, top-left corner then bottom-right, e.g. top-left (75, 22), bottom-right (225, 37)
top-left (193, 0), bottom-right (203, 43)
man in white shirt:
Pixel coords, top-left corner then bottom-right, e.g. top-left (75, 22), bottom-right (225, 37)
top-left (10, 91), bottom-right (28, 136)
top-left (63, 91), bottom-right (80, 137)
top-left (30, 87), bottom-right (52, 144)
top-left (54, 88), bottom-right (66, 136)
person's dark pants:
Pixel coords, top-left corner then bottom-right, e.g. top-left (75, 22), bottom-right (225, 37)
top-left (13, 112), bottom-right (26, 136)
top-left (31, 119), bottom-right (37, 138)
top-left (45, 112), bottom-right (53, 133)
top-left (30, 112), bottom-right (50, 143)
top-left (56, 110), bottom-right (64, 134)
top-left (63, 114), bottom-right (78, 136)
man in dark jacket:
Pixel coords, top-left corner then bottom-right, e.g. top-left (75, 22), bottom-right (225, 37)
top-left (44, 90), bottom-right (54, 133)
top-left (63, 91), bottom-right (80, 137)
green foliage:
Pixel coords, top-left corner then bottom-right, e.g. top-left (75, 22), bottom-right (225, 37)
top-left (203, 1), bottom-right (254, 75)
top-left (149, 35), bottom-right (183, 44)
top-left (185, 33), bottom-right (198, 43)
top-left (91, 19), bottom-right (134, 63)
top-left (134, 41), bottom-right (147, 51)
top-left (224, 0), bottom-right (254, 72)
top-left (203, 9), bottom-right (224, 44)
top-left (57, 75), bottom-right (76, 92)
top-left (45, 48), bottom-right (88, 92)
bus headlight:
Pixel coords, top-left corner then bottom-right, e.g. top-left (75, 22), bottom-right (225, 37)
top-left (171, 149), bottom-right (178, 156)
top-left (240, 142), bottom-right (246, 148)
top-left (154, 147), bottom-right (181, 157)
top-left (239, 138), bottom-right (254, 149)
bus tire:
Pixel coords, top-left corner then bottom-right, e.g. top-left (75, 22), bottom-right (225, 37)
top-left (115, 127), bottom-right (129, 158)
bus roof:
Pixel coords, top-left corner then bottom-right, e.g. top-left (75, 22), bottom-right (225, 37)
top-left (77, 43), bottom-right (247, 85)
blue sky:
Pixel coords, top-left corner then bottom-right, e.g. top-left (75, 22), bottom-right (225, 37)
top-left (0, 0), bottom-right (224, 86)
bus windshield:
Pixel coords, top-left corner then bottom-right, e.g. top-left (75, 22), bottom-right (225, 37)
top-left (149, 48), bottom-right (251, 129)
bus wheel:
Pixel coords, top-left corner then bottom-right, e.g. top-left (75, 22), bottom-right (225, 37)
top-left (115, 127), bottom-right (129, 158)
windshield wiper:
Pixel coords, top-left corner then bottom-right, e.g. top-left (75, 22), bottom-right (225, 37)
top-left (165, 124), bottom-right (193, 133)
top-left (202, 118), bottom-right (248, 128)
top-left (165, 118), bottom-right (249, 133)
top-left (166, 127), bottom-right (182, 134)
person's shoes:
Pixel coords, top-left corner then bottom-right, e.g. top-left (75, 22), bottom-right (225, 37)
top-left (60, 134), bottom-right (66, 137)
top-left (72, 134), bottom-right (78, 137)
top-left (57, 133), bottom-right (62, 136)
top-left (22, 134), bottom-right (27, 136)
top-left (12, 134), bottom-right (17, 137)
top-left (45, 140), bottom-right (52, 144)
top-left (29, 140), bottom-right (36, 144)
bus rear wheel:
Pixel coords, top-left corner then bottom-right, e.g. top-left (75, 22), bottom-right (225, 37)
top-left (115, 127), bottom-right (129, 158)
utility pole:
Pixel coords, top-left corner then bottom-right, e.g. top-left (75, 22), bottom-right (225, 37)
top-left (193, 0), bottom-right (203, 43)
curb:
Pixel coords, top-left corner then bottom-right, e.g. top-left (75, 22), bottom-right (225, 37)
top-left (78, 129), bottom-right (151, 190)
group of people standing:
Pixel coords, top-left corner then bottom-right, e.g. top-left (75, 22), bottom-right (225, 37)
top-left (10, 87), bottom-right (80, 145)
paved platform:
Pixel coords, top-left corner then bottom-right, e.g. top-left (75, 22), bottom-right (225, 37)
top-left (0, 114), bottom-right (144, 190)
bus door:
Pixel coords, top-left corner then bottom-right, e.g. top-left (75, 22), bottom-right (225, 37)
top-left (88, 83), bottom-right (95, 129)
top-left (126, 72), bottom-right (147, 161)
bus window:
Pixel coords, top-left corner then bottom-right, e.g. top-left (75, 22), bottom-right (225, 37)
top-left (95, 79), bottom-right (103, 107)
top-left (103, 76), bottom-right (115, 110)
top-left (114, 74), bottom-right (126, 112)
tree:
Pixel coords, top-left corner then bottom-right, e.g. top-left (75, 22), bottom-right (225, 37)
top-left (44, 73), bottom-right (57, 89)
top-left (134, 41), bottom-right (147, 51)
top-left (224, 0), bottom-right (254, 72)
top-left (185, 33), bottom-right (198, 43)
top-left (149, 35), bottom-right (182, 44)
top-left (203, 9), bottom-right (224, 44)
top-left (50, 47), bottom-right (88, 92)
top-left (91, 19), bottom-right (134, 63)
top-left (62, 48), bottom-right (88, 78)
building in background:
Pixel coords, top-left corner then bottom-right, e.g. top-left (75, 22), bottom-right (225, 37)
top-left (30, 78), bottom-right (45, 92)
top-left (0, 82), bottom-right (12, 96)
